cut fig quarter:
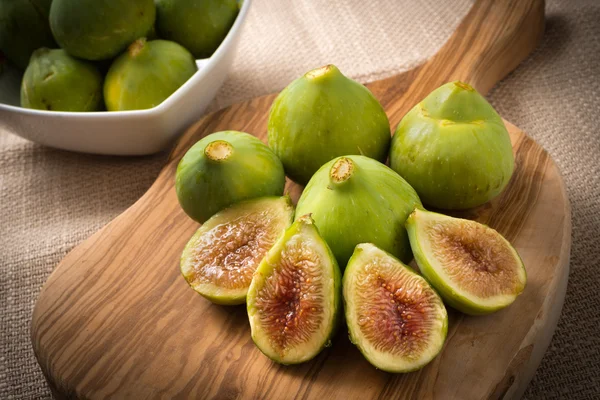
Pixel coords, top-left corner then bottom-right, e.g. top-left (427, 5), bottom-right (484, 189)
top-left (247, 214), bottom-right (342, 365)
top-left (343, 243), bottom-right (448, 373)
top-left (406, 209), bottom-right (527, 315)
top-left (180, 196), bottom-right (294, 305)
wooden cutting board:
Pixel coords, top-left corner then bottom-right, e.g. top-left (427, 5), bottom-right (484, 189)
top-left (31, 0), bottom-right (571, 399)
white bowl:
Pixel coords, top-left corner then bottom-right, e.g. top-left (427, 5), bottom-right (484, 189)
top-left (0, 0), bottom-right (251, 155)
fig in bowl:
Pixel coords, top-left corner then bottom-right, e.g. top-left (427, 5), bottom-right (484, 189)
top-left (50, 0), bottom-right (156, 61)
top-left (155, 0), bottom-right (240, 59)
top-left (104, 39), bottom-right (197, 111)
top-left (21, 49), bottom-right (104, 112)
top-left (0, 0), bottom-right (56, 70)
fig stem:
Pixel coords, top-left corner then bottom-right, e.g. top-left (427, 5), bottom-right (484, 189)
top-left (128, 38), bottom-right (147, 58)
top-left (204, 140), bottom-right (233, 162)
top-left (454, 81), bottom-right (475, 91)
top-left (330, 157), bottom-right (354, 184)
top-left (305, 64), bottom-right (339, 82)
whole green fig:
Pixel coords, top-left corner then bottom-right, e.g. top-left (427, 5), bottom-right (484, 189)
top-left (176, 130), bottom-right (286, 223)
top-left (295, 155), bottom-right (422, 267)
top-left (155, 0), bottom-right (239, 59)
top-left (50, 0), bottom-right (156, 60)
top-left (104, 39), bottom-right (197, 111)
top-left (389, 81), bottom-right (514, 210)
top-left (21, 48), bottom-right (103, 112)
top-left (0, 0), bottom-right (56, 69)
top-left (268, 65), bottom-right (391, 185)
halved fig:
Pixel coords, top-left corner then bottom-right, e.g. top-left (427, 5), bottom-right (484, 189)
top-left (180, 196), bottom-right (294, 305)
top-left (247, 215), bottom-right (341, 364)
top-left (344, 243), bottom-right (447, 372)
top-left (406, 209), bottom-right (527, 315)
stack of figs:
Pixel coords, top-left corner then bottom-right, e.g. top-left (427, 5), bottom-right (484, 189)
top-left (176, 65), bottom-right (527, 372)
top-left (0, 0), bottom-right (239, 112)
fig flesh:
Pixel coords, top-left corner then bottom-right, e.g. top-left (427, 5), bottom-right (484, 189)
top-left (295, 155), bottom-right (422, 267)
top-left (50, 0), bottom-right (156, 61)
top-left (406, 209), bottom-right (526, 315)
top-left (104, 39), bottom-right (197, 111)
top-left (344, 243), bottom-right (447, 372)
top-left (268, 64), bottom-right (391, 185)
top-left (0, 0), bottom-right (56, 69)
top-left (176, 131), bottom-right (286, 223)
top-left (20, 48), bottom-right (103, 112)
top-left (247, 215), bottom-right (341, 364)
top-left (181, 196), bottom-right (294, 305)
top-left (389, 81), bottom-right (514, 210)
top-left (155, 0), bottom-right (239, 59)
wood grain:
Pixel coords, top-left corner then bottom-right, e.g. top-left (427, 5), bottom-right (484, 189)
top-left (31, 0), bottom-right (570, 399)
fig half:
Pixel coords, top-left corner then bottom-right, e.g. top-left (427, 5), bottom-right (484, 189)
top-left (247, 215), bottom-right (341, 364)
top-left (296, 155), bottom-right (422, 267)
top-left (180, 196), bottom-right (294, 305)
top-left (406, 209), bottom-right (527, 315)
top-left (344, 243), bottom-right (447, 372)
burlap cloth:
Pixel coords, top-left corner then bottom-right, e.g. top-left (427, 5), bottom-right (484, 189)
top-left (1, 0), bottom-right (598, 398)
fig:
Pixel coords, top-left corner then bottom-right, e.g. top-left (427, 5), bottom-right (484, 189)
top-left (389, 81), bottom-right (514, 210)
top-left (181, 196), bottom-right (294, 305)
top-left (20, 48), bottom-right (103, 112)
top-left (344, 243), bottom-right (447, 372)
top-left (0, 0), bottom-right (56, 69)
top-left (50, 0), bottom-right (156, 60)
top-left (155, 0), bottom-right (239, 59)
top-left (176, 130), bottom-right (286, 223)
top-left (295, 155), bottom-right (422, 267)
top-left (406, 209), bottom-right (527, 315)
top-left (268, 64), bottom-right (391, 185)
top-left (104, 39), bottom-right (197, 111)
top-left (247, 215), bottom-right (341, 364)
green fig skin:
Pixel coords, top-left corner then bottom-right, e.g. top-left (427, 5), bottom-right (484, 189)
top-left (176, 131), bottom-right (286, 223)
top-left (50, 0), bottom-right (156, 61)
top-left (295, 155), bottom-right (422, 268)
top-left (155, 0), bottom-right (239, 59)
top-left (20, 48), bottom-right (103, 112)
top-left (406, 209), bottom-right (527, 315)
top-left (247, 215), bottom-right (342, 364)
top-left (268, 65), bottom-right (391, 185)
top-left (343, 243), bottom-right (448, 373)
top-left (103, 39), bottom-right (197, 111)
top-left (0, 0), bottom-right (56, 69)
top-left (389, 81), bottom-right (514, 210)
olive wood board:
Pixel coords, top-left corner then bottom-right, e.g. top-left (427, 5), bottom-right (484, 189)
top-left (31, 0), bottom-right (571, 399)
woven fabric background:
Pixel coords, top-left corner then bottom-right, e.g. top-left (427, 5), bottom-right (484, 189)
top-left (1, 0), bottom-right (599, 398)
